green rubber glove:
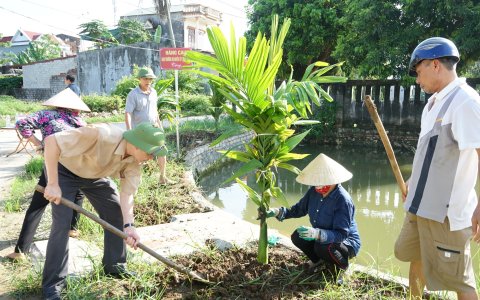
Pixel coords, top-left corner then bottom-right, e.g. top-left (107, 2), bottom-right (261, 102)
top-left (266, 208), bottom-right (279, 218)
top-left (257, 207), bottom-right (280, 220)
top-left (297, 226), bottom-right (321, 241)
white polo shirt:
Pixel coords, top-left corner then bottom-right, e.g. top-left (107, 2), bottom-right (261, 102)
top-left (416, 78), bottom-right (480, 230)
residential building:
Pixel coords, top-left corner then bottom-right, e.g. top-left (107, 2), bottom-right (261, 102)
top-left (0, 29), bottom-right (84, 66)
top-left (122, 4), bottom-right (221, 52)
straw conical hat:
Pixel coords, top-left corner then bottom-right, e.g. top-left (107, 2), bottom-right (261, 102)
top-left (42, 88), bottom-right (91, 112)
top-left (296, 153), bottom-right (352, 186)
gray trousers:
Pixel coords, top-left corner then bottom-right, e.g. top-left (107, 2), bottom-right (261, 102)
top-left (42, 164), bottom-right (126, 296)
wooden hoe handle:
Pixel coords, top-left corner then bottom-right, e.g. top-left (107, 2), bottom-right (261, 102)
top-left (363, 95), bottom-right (407, 196)
top-left (35, 185), bottom-right (212, 284)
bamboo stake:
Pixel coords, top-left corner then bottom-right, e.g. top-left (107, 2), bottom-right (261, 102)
top-left (363, 95), bottom-right (407, 196)
top-left (35, 185), bottom-right (212, 284)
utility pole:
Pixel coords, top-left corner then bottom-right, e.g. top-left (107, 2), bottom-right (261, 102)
top-left (155, 0), bottom-right (179, 157)
top-left (165, 0), bottom-right (176, 47)
top-left (112, 0), bottom-right (117, 25)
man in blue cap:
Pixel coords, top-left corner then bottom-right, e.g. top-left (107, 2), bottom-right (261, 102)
top-left (395, 37), bottom-right (480, 299)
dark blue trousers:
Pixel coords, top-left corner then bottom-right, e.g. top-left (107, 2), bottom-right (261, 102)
top-left (291, 230), bottom-right (352, 270)
top-left (14, 168), bottom-right (83, 254)
top-left (42, 164), bottom-right (126, 298)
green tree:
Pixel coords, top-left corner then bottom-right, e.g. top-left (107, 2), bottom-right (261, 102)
top-left (0, 34), bottom-right (13, 65)
top-left (333, 0), bottom-right (480, 78)
top-left (186, 16), bottom-right (346, 263)
top-left (209, 81), bottom-right (227, 132)
top-left (116, 18), bottom-right (151, 44)
top-left (246, 0), bottom-right (345, 79)
top-left (79, 20), bottom-right (118, 49)
top-left (12, 35), bottom-right (62, 65)
top-left (0, 34), bottom-right (11, 47)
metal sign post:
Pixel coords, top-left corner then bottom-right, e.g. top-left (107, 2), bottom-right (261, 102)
top-left (159, 47), bottom-right (191, 159)
top-left (174, 69), bottom-right (180, 159)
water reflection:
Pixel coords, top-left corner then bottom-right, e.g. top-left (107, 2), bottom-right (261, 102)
top-left (198, 144), bottom-right (480, 278)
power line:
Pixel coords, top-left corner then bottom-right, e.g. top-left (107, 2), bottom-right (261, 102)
top-left (0, 2), bottom-right (248, 52)
top-left (18, 0), bottom-right (78, 17)
top-left (0, 5), bottom-right (185, 47)
top-left (0, 6), bottom-right (160, 51)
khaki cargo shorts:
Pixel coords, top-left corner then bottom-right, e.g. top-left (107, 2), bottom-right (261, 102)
top-left (394, 212), bottom-right (476, 293)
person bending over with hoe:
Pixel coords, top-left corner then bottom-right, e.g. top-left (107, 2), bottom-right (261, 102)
top-left (41, 122), bottom-right (166, 300)
top-left (6, 89), bottom-right (90, 261)
top-left (262, 153), bottom-right (361, 282)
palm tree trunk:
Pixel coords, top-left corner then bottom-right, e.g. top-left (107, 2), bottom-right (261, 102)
top-left (154, 0), bottom-right (176, 47)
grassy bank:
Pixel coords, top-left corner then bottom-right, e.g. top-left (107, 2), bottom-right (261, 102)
top-left (1, 111), bottom-right (440, 299)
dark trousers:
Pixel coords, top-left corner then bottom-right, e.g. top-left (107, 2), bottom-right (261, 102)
top-left (291, 230), bottom-right (353, 270)
top-left (14, 168), bottom-right (84, 254)
top-left (42, 164), bottom-right (126, 298)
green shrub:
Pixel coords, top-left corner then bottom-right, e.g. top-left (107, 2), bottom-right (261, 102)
top-left (0, 76), bottom-right (23, 96)
top-left (165, 70), bottom-right (206, 94)
top-left (111, 75), bottom-right (139, 99)
top-left (179, 93), bottom-right (211, 116)
top-left (82, 94), bottom-right (124, 112)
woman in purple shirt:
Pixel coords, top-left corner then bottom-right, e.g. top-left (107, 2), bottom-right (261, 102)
top-left (7, 89), bottom-right (91, 261)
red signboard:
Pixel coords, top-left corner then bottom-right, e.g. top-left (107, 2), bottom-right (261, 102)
top-left (160, 47), bottom-right (192, 70)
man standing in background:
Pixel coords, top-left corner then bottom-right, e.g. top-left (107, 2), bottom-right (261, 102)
top-left (65, 74), bottom-right (80, 96)
top-left (125, 66), bottom-right (173, 185)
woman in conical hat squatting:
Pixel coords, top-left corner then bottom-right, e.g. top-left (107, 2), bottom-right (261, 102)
top-left (6, 88), bottom-right (91, 260)
top-left (264, 153), bottom-right (361, 280)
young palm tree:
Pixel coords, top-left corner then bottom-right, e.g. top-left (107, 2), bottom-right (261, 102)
top-left (186, 16), bottom-right (346, 263)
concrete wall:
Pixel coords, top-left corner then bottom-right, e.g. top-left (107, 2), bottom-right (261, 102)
top-left (78, 41), bottom-right (162, 95)
top-left (184, 131), bottom-right (255, 177)
top-left (22, 57), bottom-right (76, 89)
top-left (15, 56), bottom-right (77, 100)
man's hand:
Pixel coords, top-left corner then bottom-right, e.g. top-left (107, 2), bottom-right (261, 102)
top-left (297, 226), bottom-right (322, 241)
top-left (44, 184), bottom-right (62, 205)
top-left (472, 202), bottom-right (480, 243)
top-left (402, 179), bottom-right (410, 203)
top-left (124, 226), bottom-right (140, 250)
top-left (34, 145), bottom-right (44, 155)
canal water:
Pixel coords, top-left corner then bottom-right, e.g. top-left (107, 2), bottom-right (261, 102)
top-left (198, 144), bottom-right (480, 278)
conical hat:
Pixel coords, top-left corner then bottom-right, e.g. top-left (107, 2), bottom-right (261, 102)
top-left (42, 88), bottom-right (91, 112)
top-left (296, 153), bottom-right (352, 186)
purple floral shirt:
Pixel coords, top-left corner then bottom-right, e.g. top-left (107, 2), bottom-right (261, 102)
top-left (15, 109), bottom-right (86, 140)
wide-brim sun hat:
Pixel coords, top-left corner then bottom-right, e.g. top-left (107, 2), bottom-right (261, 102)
top-left (42, 88), bottom-right (91, 112)
top-left (123, 122), bottom-right (167, 157)
top-left (296, 153), bottom-right (353, 186)
top-left (137, 66), bottom-right (157, 79)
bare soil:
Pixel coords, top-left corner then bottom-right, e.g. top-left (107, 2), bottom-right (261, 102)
top-left (122, 242), bottom-right (408, 299)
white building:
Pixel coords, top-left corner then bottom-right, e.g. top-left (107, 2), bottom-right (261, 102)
top-left (122, 0), bottom-right (248, 52)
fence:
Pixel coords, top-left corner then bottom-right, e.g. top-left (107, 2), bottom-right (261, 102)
top-left (329, 78), bottom-right (480, 131)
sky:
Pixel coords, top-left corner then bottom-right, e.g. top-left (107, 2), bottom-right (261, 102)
top-left (0, 0), bottom-right (249, 38)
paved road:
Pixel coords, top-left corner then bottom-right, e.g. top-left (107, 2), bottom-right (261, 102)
top-left (0, 129), bottom-right (33, 202)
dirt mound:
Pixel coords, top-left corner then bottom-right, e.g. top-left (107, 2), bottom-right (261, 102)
top-left (126, 242), bottom-right (407, 299)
